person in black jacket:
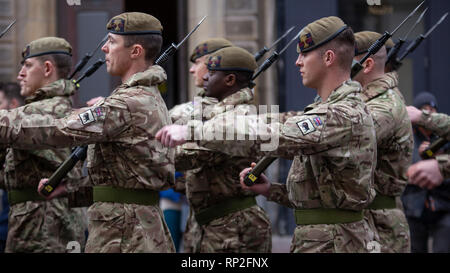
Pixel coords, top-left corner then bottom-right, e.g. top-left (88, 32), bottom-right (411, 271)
top-left (401, 91), bottom-right (450, 253)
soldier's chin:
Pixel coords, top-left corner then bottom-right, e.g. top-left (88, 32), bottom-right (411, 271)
top-left (107, 67), bottom-right (119, 76)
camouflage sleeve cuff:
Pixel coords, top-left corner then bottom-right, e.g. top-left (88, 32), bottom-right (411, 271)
top-left (418, 111), bottom-right (450, 140)
top-left (436, 154), bottom-right (450, 180)
top-left (417, 110), bottom-right (432, 127)
top-left (266, 182), bottom-right (293, 208)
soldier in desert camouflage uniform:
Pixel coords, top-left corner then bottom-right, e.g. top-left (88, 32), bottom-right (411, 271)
top-left (170, 38), bottom-right (232, 125)
top-left (407, 106), bottom-right (450, 190)
top-left (0, 37), bottom-right (87, 252)
top-left (0, 12), bottom-right (176, 253)
top-left (172, 46), bottom-right (271, 253)
top-left (156, 16), bottom-right (378, 253)
top-left (168, 38), bottom-right (232, 252)
top-left (352, 31), bottom-right (413, 253)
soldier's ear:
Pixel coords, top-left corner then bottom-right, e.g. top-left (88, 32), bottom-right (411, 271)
top-left (224, 73), bottom-right (236, 87)
top-left (130, 44), bottom-right (144, 60)
top-left (363, 58), bottom-right (374, 74)
top-left (323, 50), bottom-right (335, 67)
top-left (43, 60), bottom-right (55, 78)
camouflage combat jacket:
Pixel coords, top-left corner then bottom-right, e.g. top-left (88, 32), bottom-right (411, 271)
top-left (195, 80), bottom-right (377, 211)
top-left (177, 88), bottom-right (262, 213)
top-left (169, 88), bottom-right (217, 126)
top-left (360, 72), bottom-right (412, 253)
top-left (415, 111), bottom-right (450, 141)
top-left (414, 109), bottom-right (450, 181)
top-left (360, 72), bottom-right (413, 197)
top-left (190, 80), bottom-right (377, 252)
top-left (0, 65), bottom-right (176, 253)
top-left (0, 79), bottom-right (86, 253)
top-left (0, 66), bottom-right (175, 191)
top-left (0, 79), bottom-right (83, 192)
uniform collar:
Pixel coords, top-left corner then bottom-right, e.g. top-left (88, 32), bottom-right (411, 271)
top-left (360, 72), bottom-right (399, 102)
top-left (304, 79), bottom-right (361, 112)
top-left (121, 65), bottom-right (167, 88)
top-left (202, 87), bottom-right (254, 120)
top-left (25, 79), bottom-right (75, 104)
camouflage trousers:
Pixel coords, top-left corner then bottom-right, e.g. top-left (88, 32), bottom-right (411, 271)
top-left (364, 209), bottom-right (411, 253)
top-left (290, 219), bottom-right (376, 253)
top-left (6, 198), bottom-right (87, 253)
top-left (85, 202), bottom-right (176, 253)
top-left (195, 205), bottom-right (272, 253)
top-left (182, 206), bottom-right (202, 253)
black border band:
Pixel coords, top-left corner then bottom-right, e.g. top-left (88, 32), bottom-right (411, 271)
top-left (301, 25), bottom-right (348, 53)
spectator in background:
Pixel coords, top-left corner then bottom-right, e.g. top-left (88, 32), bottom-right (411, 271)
top-left (401, 92), bottom-right (450, 253)
top-left (159, 172), bottom-right (184, 252)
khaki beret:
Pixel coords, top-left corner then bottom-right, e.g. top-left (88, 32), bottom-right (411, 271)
top-left (354, 31), bottom-right (389, 56)
top-left (107, 12), bottom-right (162, 35)
top-left (190, 38), bottom-right (233, 63)
top-left (297, 16), bottom-right (348, 53)
top-left (21, 37), bottom-right (72, 62)
top-left (206, 46), bottom-right (257, 73)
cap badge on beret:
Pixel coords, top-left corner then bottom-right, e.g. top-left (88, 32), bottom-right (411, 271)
top-left (208, 56), bottom-right (222, 69)
top-left (109, 19), bottom-right (125, 33)
top-left (195, 43), bottom-right (208, 56)
top-left (299, 33), bottom-right (314, 52)
top-left (22, 45), bottom-right (31, 59)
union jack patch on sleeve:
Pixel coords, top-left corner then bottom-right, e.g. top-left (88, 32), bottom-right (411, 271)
top-left (313, 116), bottom-right (323, 126)
top-left (94, 107), bottom-right (104, 118)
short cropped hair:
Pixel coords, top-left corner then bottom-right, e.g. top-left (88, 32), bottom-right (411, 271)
top-left (36, 54), bottom-right (73, 79)
top-left (123, 34), bottom-right (163, 64)
top-left (224, 71), bottom-right (253, 88)
top-left (318, 27), bottom-right (355, 71)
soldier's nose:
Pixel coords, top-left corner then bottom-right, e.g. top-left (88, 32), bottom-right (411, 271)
top-left (101, 43), bottom-right (108, 53)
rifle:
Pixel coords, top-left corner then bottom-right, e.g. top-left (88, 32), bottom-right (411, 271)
top-left (155, 15), bottom-right (207, 64)
top-left (40, 16), bottom-right (207, 197)
top-left (351, 1), bottom-right (425, 78)
top-left (0, 20), bottom-right (15, 39)
top-left (421, 137), bottom-right (448, 159)
top-left (251, 29), bottom-right (301, 83)
top-left (73, 59), bottom-right (106, 88)
top-left (254, 26), bottom-right (295, 62)
top-left (68, 34), bottom-right (108, 80)
top-left (40, 58), bottom-right (105, 196)
top-left (243, 30), bottom-right (302, 186)
top-left (394, 12), bottom-right (448, 69)
top-left (386, 7), bottom-right (428, 72)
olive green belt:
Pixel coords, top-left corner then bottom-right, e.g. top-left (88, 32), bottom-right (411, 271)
top-left (195, 196), bottom-right (257, 226)
top-left (93, 186), bottom-right (159, 206)
top-left (366, 193), bottom-right (396, 210)
top-left (8, 189), bottom-right (46, 206)
top-left (294, 208), bottom-right (363, 225)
